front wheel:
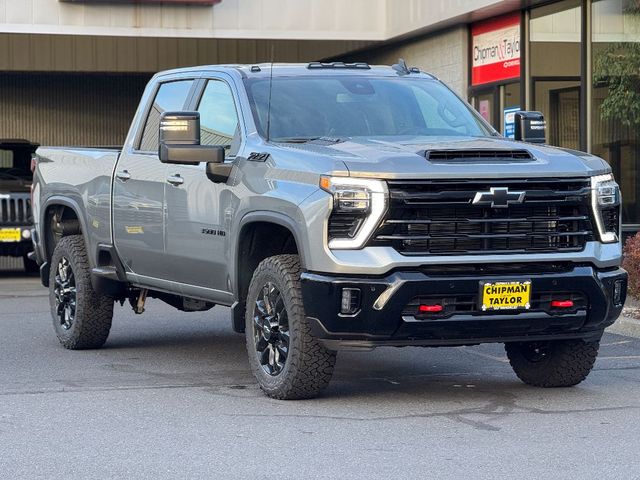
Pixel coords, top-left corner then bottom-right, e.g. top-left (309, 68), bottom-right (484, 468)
top-left (49, 235), bottom-right (114, 349)
top-left (245, 254), bottom-right (337, 400)
top-left (505, 338), bottom-right (601, 387)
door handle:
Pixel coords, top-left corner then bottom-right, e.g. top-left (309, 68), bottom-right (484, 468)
top-left (116, 170), bottom-right (131, 181)
top-left (166, 174), bottom-right (184, 186)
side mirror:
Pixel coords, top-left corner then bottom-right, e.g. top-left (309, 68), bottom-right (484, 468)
top-left (159, 112), bottom-right (225, 165)
top-left (514, 111), bottom-right (546, 144)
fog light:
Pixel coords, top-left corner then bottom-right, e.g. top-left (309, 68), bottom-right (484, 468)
top-left (614, 279), bottom-right (624, 306)
top-left (21, 229), bottom-right (31, 240)
top-left (340, 288), bottom-right (361, 315)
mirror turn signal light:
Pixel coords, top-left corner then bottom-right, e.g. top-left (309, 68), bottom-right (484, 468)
top-left (550, 300), bottom-right (574, 308)
top-left (418, 304), bottom-right (443, 313)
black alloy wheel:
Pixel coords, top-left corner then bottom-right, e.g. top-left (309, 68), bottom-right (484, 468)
top-left (253, 282), bottom-right (290, 376)
top-left (53, 256), bottom-right (77, 331)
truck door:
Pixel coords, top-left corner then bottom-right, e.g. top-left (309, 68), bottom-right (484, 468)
top-left (163, 77), bottom-right (242, 292)
top-left (113, 79), bottom-right (195, 279)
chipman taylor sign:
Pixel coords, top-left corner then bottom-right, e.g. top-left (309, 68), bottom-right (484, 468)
top-left (471, 13), bottom-right (521, 86)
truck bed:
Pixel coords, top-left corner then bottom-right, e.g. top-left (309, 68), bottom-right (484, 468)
top-left (34, 146), bottom-right (121, 255)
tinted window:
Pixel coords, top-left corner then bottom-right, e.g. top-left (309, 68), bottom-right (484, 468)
top-left (139, 80), bottom-right (194, 152)
top-left (197, 80), bottom-right (240, 155)
top-left (245, 76), bottom-right (492, 141)
top-left (0, 147), bottom-right (32, 179)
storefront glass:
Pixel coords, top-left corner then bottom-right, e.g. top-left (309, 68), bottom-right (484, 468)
top-left (592, 0), bottom-right (640, 225)
top-left (530, 0), bottom-right (582, 149)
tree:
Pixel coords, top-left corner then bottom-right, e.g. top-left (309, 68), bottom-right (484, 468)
top-left (593, 1), bottom-right (640, 127)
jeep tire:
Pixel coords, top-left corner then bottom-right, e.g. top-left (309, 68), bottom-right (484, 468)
top-left (245, 254), bottom-right (337, 400)
top-left (505, 338), bottom-right (600, 387)
top-left (49, 235), bottom-right (114, 349)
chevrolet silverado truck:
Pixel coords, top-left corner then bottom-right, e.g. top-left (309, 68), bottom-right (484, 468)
top-left (0, 139), bottom-right (39, 272)
top-left (31, 62), bottom-right (627, 400)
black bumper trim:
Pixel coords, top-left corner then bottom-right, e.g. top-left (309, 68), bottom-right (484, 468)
top-left (300, 265), bottom-right (627, 348)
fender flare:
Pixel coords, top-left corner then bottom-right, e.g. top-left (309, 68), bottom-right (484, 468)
top-left (234, 210), bottom-right (306, 286)
top-left (41, 195), bottom-right (93, 266)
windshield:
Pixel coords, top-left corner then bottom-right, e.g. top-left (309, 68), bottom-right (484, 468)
top-left (244, 75), bottom-right (495, 142)
top-left (0, 148), bottom-right (32, 181)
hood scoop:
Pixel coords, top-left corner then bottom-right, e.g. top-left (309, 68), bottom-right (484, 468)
top-left (423, 149), bottom-right (534, 163)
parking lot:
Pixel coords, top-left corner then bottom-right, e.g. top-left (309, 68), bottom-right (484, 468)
top-left (2, 269), bottom-right (640, 479)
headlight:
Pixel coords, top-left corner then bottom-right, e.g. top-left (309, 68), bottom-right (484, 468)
top-left (320, 176), bottom-right (388, 249)
top-left (591, 174), bottom-right (620, 243)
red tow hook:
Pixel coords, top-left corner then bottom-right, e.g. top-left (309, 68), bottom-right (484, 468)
top-left (550, 300), bottom-right (574, 308)
top-left (418, 304), bottom-right (443, 313)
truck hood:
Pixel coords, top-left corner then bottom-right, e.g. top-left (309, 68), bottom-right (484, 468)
top-left (282, 136), bottom-right (610, 180)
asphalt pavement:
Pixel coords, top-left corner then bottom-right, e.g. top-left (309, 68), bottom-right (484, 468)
top-left (1, 270), bottom-right (640, 479)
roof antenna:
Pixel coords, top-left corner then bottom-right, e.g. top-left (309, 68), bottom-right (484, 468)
top-left (266, 44), bottom-right (275, 142)
top-left (392, 58), bottom-right (411, 75)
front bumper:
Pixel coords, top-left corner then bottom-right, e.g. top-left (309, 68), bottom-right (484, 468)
top-left (300, 265), bottom-right (627, 350)
top-left (0, 225), bottom-right (33, 257)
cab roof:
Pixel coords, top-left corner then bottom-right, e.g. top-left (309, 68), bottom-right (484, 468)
top-left (158, 62), bottom-right (436, 80)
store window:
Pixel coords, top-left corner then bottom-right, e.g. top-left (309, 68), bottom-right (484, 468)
top-left (530, 0), bottom-right (582, 149)
top-left (592, 0), bottom-right (640, 225)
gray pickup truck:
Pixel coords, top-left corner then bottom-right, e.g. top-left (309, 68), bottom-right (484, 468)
top-left (32, 62), bottom-right (627, 399)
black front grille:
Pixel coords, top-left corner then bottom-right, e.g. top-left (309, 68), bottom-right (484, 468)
top-left (0, 194), bottom-right (32, 225)
top-left (371, 178), bottom-right (594, 255)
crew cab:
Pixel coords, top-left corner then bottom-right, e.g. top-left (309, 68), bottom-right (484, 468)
top-left (31, 62), bottom-right (627, 399)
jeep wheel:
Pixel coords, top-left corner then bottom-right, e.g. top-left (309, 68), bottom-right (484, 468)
top-left (245, 254), bottom-right (337, 400)
top-left (49, 235), bottom-right (114, 349)
top-left (505, 338), bottom-right (600, 387)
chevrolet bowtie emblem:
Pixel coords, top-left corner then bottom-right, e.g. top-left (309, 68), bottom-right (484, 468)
top-left (472, 187), bottom-right (525, 208)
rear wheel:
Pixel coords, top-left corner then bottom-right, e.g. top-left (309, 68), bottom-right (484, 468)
top-left (245, 254), bottom-right (336, 400)
top-left (49, 235), bottom-right (114, 349)
top-left (505, 338), bottom-right (600, 387)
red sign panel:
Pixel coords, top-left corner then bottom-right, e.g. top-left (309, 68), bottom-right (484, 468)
top-left (471, 13), bottom-right (521, 86)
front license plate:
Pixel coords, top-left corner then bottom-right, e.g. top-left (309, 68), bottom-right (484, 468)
top-left (0, 228), bottom-right (21, 243)
top-left (481, 281), bottom-right (531, 311)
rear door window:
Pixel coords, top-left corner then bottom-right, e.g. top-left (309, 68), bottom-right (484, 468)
top-left (138, 80), bottom-right (194, 152)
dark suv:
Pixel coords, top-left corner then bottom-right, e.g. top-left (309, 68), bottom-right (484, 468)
top-left (0, 139), bottom-right (38, 272)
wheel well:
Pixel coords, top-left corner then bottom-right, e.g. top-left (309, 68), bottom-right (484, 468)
top-left (44, 204), bottom-right (81, 262)
top-left (236, 222), bottom-right (299, 304)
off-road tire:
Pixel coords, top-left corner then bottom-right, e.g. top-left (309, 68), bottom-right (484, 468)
top-left (505, 338), bottom-right (600, 387)
top-left (49, 235), bottom-right (114, 349)
top-left (245, 254), bottom-right (337, 400)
